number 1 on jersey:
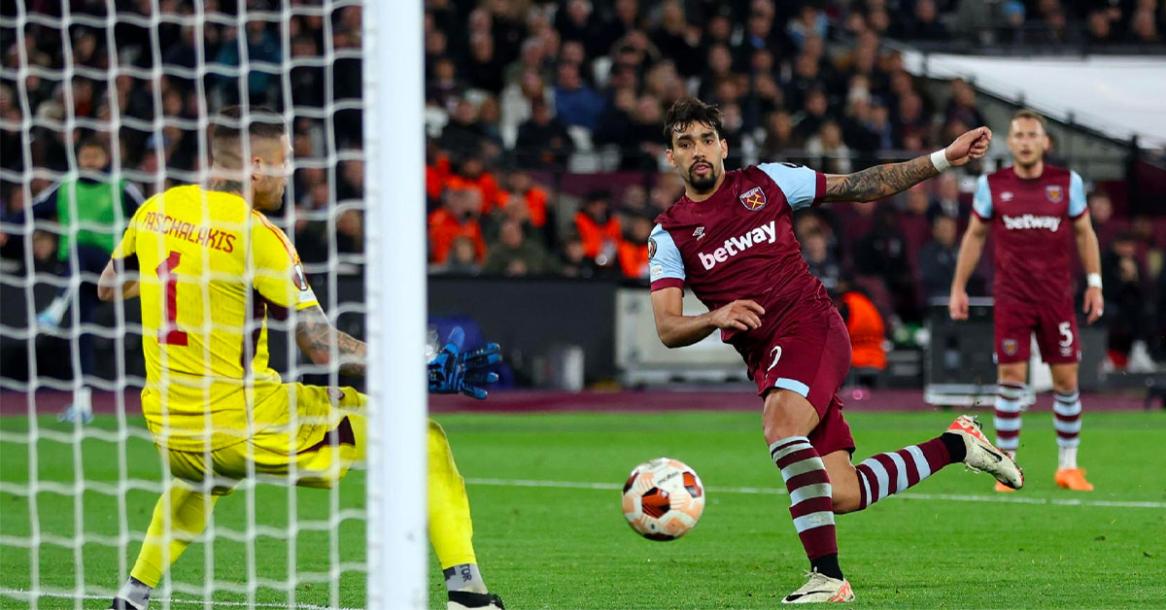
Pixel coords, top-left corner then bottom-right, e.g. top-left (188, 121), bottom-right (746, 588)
top-left (157, 251), bottom-right (189, 346)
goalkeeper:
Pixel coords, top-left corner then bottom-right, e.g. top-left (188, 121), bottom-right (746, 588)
top-left (102, 106), bottom-right (504, 610)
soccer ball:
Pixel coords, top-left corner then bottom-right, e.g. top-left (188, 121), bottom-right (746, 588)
top-left (621, 458), bottom-right (705, 541)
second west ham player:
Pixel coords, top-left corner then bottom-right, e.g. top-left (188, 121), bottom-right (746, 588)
top-left (647, 97), bottom-right (1022, 604)
top-left (949, 109), bottom-right (1103, 493)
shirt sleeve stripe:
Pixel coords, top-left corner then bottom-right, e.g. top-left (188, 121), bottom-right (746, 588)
top-left (650, 278), bottom-right (684, 292)
top-left (253, 210), bottom-right (299, 262)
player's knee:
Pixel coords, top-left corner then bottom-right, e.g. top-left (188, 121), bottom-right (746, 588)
top-left (761, 391), bottom-right (816, 443)
top-left (832, 486), bottom-right (861, 514)
top-left (997, 369), bottom-right (1026, 385)
top-left (1053, 381), bottom-right (1078, 395)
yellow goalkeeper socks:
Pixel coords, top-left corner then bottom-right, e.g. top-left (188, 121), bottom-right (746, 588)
top-left (427, 420), bottom-right (479, 571)
top-left (129, 479), bottom-right (219, 587)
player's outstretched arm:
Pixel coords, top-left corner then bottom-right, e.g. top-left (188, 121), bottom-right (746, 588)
top-left (294, 305), bottom-right (367, 376)
top-left (948, 214), bottom-right (989, 320)
top-left (96, 259), bottom-right (140, 302)
top-left (822, 127), bottom-right (992, 203)
top-left (651, 287), bottom-right (765, 348)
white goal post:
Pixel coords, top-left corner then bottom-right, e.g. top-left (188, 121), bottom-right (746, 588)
top-left (362, 0), bottom-right (429, 608)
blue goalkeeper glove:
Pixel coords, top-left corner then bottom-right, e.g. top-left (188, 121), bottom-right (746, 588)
top-left (427, 326), bottom-right (502, 400)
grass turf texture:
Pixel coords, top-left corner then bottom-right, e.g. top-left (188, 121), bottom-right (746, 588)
top-left (2, 409), bottom-right (1164, 609)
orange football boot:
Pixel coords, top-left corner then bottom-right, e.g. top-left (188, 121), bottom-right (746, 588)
top-left (1055, 468), bottom-right (1094, 491)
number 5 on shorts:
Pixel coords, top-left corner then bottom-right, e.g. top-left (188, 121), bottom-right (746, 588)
top-left (1058, 321), bottom-right (1073, 348)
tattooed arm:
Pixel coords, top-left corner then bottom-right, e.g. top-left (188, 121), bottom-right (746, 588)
top-left (294, 305), bottom-right (367, 377)
top-left (822, 127), bottom-right (993, 203)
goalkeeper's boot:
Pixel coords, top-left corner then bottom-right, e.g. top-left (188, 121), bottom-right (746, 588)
top-left (110, 576), bottom-right (150, 609)
top-left (448, 590), bottom-right (505, 609)
top-left (947, 415), bottom-right (1023, 490)
top-left (781, 571), bottom-right (854, 604)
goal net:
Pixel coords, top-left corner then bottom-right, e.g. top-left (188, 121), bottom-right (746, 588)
top-left (0, 2), bottom-right (424, 608)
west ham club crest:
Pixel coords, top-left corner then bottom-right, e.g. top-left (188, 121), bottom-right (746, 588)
top-left (1002, 338), bottom-right (1019, 356)
top-left (1045, 184), bottom-right (1064, 204)
top-left (739, 186), bottom-right (767, 211)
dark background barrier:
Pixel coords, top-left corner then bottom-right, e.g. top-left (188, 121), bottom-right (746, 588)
top-left (0, 276), bottom-right (1119, 395)
top-left (0, 274), bottom-right (621, 390)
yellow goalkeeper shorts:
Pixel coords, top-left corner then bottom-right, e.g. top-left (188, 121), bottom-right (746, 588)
top-left (162, 383), bottom-right (368, 495)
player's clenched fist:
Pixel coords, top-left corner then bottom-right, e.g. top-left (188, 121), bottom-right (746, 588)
top-left (709, 299), bottom-right (766, 331)
top-left (944, 126), bottom-right (992, 166)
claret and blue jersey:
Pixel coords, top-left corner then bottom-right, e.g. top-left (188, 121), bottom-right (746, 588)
top-left (648, 162), bottom-right (835, 348)
top-left (973, 164), bottom-right (1087, 305)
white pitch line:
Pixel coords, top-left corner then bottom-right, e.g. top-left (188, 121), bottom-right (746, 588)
top-left (465, 477), bottom-right (1166, 509)
top-left (0, 588), bottom-right (362, 610)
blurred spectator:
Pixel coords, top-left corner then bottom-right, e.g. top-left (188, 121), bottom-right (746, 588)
top-left (918, 214), bottom-right (960, 302)
top-left (945, 79), bottom-right (987, 133)
top-left (574, 190), bottom-right (622, 268)
top-left (761, 110), bottom-right (801, 159)
top-left (428, 187), bottom-right (486, 265)
top-left (553, 61), bottom-right (605, 131)
top-left (902, 183), bottom-right (930, 217)
top-left (792, 88), bottom-right (831, 144)
top-left (515, 98), bottom-right (574, 169)
top-left (803, 228), bottom-right (844, 292)
top-left (1086, 9), bottom-right (1116, 46)
top-left (928, 173), bottom-right (963, 220)
top-left (484, 219), bottom-right (555, 276)
top-left (441, 235), bottom-right (482, 275)
top-left (336, 207), bottom-right (364, 255)
top-left (556, 0), bottom-right (606, 59)
top-left (805, 120), bottom-right (852, 174)
top-left (427, 57), bottom-right (462, 109)
top-left (441, 156), bottom-right (503, 216)
top-left (497, 169), bottom-right (551, 237)
top-left (834, 275), bottom-right (887, 387)
top-left (439, 98), bottom-right (491, 160)
top-left (856, 206), bottom-right (917, 320)
top-left (467, 32), bottom-right (506, 93)
top-left (651, 1), bottom-right (702, 76)
top-left (558, 235), bottom-right (607, 279)
top-left (1101, 232), bottom-right (1152, 369)
top-left (895, 0), bottom-right (949, 41)
top-left (213, 21), bottom-right (282, 106)
top-left (617, 213), bottom-right (653, 279)
top-left (1130, 8), bottom-right (1160, 43)
top-left (500, 69), bottom-right (553, 149)
top-left (504, 37), bottom-right (552, 90)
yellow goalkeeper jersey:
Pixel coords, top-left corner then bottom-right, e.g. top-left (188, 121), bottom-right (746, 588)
top-left (112, 184), bottom-right (319, 451)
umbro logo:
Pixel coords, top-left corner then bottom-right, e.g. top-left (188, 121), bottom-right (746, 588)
top-left (1001, 192), bottom-right (1014, 202)
top-left (693, 226), bottom-right (706, 240)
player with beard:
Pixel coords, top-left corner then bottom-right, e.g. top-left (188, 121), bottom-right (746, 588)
top-left (647, 97), bottom-right (1022, 603)
top-left (949, 109), bottom-right (1103, 493)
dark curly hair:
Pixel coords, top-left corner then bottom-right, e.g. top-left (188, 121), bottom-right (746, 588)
top-left (662, 97), bottom-right (723, 148)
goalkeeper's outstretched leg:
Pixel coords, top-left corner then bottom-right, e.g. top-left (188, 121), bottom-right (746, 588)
top-left (429, 419), bottom-right (505, 609)
top-left (112, 404), bottom-right (504, 609)
top-left (111, 480), bottom-right (219, 609)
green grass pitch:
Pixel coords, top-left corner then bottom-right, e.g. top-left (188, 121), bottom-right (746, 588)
top-left (2, 409), bottom-right (1164, 608)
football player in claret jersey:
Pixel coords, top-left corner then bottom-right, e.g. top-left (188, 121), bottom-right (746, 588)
top-left (949, 109), bottom-right (1104, 493)
top-left (648, 97), bottom-right (1021, 603)
top-left (101, 107), bottom-right (504, 610)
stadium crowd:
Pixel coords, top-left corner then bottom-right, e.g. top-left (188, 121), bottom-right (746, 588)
top-left (1, 0), bottom-right (1164, 364)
